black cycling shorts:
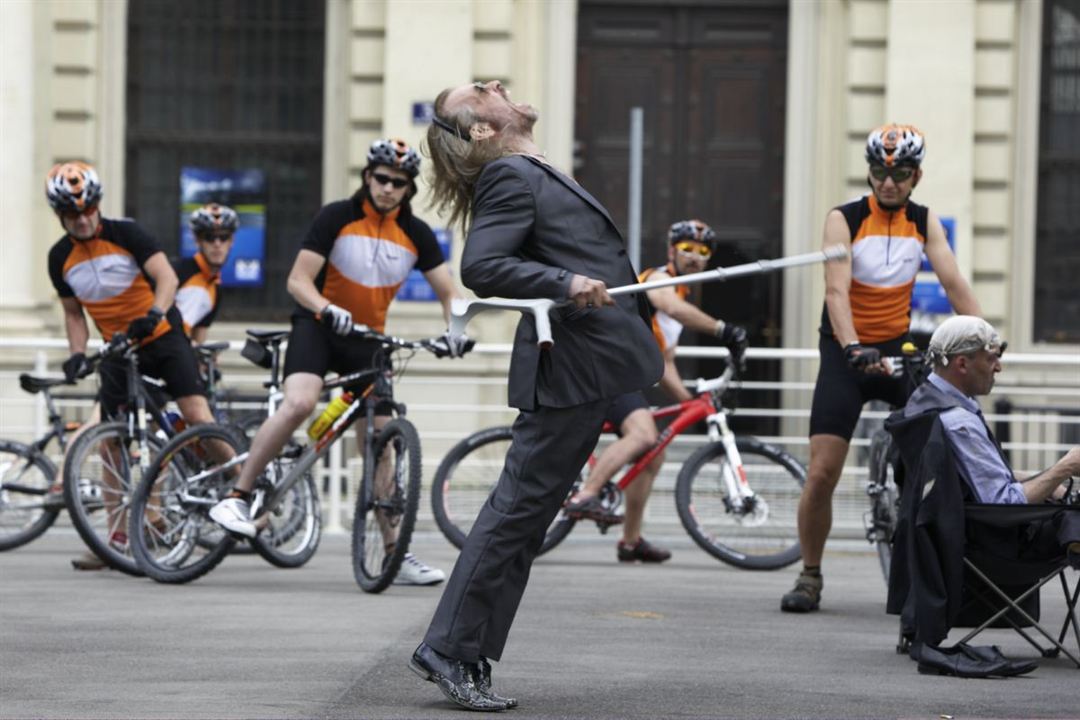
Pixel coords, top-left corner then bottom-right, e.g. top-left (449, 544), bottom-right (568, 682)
top-left (604, 391), bottom-right (651, 434)
top-left (808, 333), bottom-right (910, 441)
top-left (283, 315), bottom-right (392, 414)
top-left (99, 327), bottom-right (205, 419)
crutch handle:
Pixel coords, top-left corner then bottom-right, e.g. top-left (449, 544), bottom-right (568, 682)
top-left (450, 297), bottom-right (557, 348)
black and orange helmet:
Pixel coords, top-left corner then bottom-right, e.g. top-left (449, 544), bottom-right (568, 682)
top-left (189, 203), bottom-right (239, 237)
top-left (45, 162), bottom-right (103, 214)
top-left (668, 219), bottom-right (717, 248)
top-left (367, 138), bottom-right (421, 178)
top-left (865, 124), bottom-right (926, 167)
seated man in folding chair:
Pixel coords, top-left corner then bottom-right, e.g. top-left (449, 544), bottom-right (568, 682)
top-left (886, 315), bottom-right (1080, 677)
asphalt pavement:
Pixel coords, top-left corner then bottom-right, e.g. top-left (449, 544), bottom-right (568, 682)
top-left (1, 529), bottom-right (1077, 720)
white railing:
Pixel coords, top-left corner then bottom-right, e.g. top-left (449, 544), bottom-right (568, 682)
top-left (1, 338), bottom-right (1077, 540)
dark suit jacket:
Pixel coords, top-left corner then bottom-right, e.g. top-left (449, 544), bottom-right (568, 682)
top-left (461, 154), bottom-right (663, 411)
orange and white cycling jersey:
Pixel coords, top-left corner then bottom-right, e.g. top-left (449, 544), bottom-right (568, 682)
top-left (48, 218), bottom-right (178, 343)
top-left (172, 252), bottom-right (220, 334)
top-left (640, 263), bottom-right (690, 353)
top-left (298, 195), bottom-right (443, 332)
top-left (820, 194), bottom-right (929, 343)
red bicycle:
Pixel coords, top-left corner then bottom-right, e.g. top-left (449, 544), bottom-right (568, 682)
top-left (431, 363), bottom-right (807, 570)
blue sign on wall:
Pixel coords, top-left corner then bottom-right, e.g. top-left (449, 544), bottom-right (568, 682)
top-left (911, 215), bottom-right (956, 314)
top-left (412, 101), bottom-right (434, 125)
top-left (179, 167), bottom-right (266, 287)
top-left (396, 228), bottom-right (451, 301)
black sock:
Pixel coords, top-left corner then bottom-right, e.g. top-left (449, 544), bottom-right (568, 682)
top-left (228, 489), bottom-right (252, 502)
top-left (802, 565), bottom-right (821, 577)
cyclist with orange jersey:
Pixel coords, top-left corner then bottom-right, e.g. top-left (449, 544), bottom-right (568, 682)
top-left (564, 220), bottom-right (748, 563)
top-left (209, 139), bottom-right (459, 585)
top-left (780, 125), bottom-right (983, 613)
top-left (171, 203), bottom-right (238, 344)
top-left (45, 162), bottom-right (222, 568)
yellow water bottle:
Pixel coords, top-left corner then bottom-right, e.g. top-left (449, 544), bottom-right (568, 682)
top-left (307, 391), bottom-right (354, 440)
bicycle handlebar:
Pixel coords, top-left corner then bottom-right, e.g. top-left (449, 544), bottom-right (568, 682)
top-left (349, 323), bottom-right (471, 358)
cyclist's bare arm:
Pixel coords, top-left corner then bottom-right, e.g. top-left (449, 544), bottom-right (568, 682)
top-left (821, 209), bottom-right (860, 348)
top-left (142, 252), bottom-right (179, 313)
top-left (422, 263), bottom-right (462, 324)
top-left (657, 349), bottom-right (693, 402)
top-left (60, 296), bottom-right (90, 354)
top-left (645, 275), bottom-right (722, 335)
top-left (287, 249), bottom-right (332, 313)
top-left (923, 209), bottom-right (983, 317)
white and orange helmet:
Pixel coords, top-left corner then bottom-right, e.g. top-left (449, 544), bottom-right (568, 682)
top-left (865, 124), bottom-right (926, 167)
top-left (45, 162), bottom-right (103, 214)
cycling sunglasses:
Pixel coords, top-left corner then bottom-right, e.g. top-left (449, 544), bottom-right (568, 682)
top-left (197, 234), bottom-right (233, 244)
top-left (674, 241), bottom-right (712, 258)
top-left (60, 204), bottom-right (99, 220)
top-left (869, 165), bottom-right (915, 183)
top-left (371, 172), bottom-right (410, 189)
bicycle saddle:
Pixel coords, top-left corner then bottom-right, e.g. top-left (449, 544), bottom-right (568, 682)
top-left (19, 373), bottom-right (69, 394)
top-left (245, 329), bottom-right (290, 343)
top-left (196, 341), bottom-right (231, 354)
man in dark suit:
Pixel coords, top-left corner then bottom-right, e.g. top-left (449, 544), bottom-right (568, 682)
top-left (408, 80), bottom-right (663, 711)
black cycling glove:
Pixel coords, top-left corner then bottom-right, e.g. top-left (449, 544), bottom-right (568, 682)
top-left (716, 322), bottom-right (749, 370)
top-left (844, 342), bottom-right (881, 370)
top-left (62, 352), bottom-right (90, 382)
top-left (127, 307), bottom-right (165, 341)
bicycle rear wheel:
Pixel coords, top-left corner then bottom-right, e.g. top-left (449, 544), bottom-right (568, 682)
top-left (0, 440), bottom-right (59, 551)
top-left (867, 429), bottom-right (899, 584)
top-left (430, 426), bottom-right (576, 556)
top-left (62, 422), bottom-right (164, 575)
top-left (352, 418), bottom-right (421, 593)
top-left (128, 424), bottom-right (241, 583)
top-left (675, 437), bottom-right (805, 570)
top-left (249, 459), bottom-right (321, 568)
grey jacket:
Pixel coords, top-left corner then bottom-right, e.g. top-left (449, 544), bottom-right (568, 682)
top-left (461, 154), bottom-right (663, 410)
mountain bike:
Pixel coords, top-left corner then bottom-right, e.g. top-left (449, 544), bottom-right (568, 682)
top-left (59, 334), bottom-right (194, 575)
top-left (864, 343), bottom-right (929, 583)
top-left (127, 324), bottom-right (461, 591)
top-left (0, 374), bottom-right (83, 550)
top-left (433, 362), bottom-right (807, 570)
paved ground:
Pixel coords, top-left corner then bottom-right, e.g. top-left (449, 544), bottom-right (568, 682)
top-left (1, 529), bottom-right (1077, 720)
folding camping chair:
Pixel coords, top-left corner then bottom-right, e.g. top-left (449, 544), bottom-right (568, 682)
top-left (952, 503), bottom-right (1079, 667)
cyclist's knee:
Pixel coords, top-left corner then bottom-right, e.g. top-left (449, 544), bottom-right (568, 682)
top-left (280, 393), bottom-right (318, 421)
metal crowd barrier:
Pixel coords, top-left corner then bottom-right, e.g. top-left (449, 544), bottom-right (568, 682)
top-left (1, 338), bottom-right (1077, 540)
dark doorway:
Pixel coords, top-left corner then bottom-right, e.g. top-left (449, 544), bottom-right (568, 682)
top-left (125, 0), bottom-right (326, 322)
top-left (576, 0), bottom-right (789, 433)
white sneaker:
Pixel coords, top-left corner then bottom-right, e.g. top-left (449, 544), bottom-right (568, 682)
top-left (394, 553), bottom-right (446, 586)
top-left (208, 497), bottom-right (256, 538)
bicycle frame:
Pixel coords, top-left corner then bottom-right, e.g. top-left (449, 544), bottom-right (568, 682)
top-left (601, 366), bottom-right (758, 516)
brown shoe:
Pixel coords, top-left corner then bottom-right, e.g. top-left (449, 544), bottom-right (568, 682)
top-left (71, 550), bottom-right (108, 571)
top-left (564, 495), bottom-right (623, 524)
top-left (617, 537), bottom-right (671, 563)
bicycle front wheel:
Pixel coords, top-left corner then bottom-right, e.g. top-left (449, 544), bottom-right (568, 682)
top-left (62, 421), bottom-right (163, 575)
top-left (431, 426), bottom-right (576, 556)
top-left (0, 440), bottom-right (59, 551)
top-left (675, 437), bottom-right (805, 570)
top-left (128, 423), bottom-right (241, 583)
top-left (352, 418), bottom-right (421, 593)
top-left (249, 463), bottom-right (322, 569)
top-left (867, 429), bottom-right (899, 584)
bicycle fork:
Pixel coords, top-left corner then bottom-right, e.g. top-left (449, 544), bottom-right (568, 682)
top-left (706, 412), bottom-right (766, 526)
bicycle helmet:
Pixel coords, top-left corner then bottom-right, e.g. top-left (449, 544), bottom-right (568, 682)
top-left (45, 162), bottom-right (103, 214)
top-left (189, 203), bottom-right (239, 237)
top-left (668, 219), bottom-right (717, 248)
top-left (865, 124), bottom-right (926, 167)
top-left (367, 138), bottom-right (421, 178)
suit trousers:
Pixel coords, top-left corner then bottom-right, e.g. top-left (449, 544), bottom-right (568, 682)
top-left (424, 399), bottom-right (609, 663)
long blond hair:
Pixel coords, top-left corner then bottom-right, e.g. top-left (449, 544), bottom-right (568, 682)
top-left (423, 88), bottom-right (508, 232)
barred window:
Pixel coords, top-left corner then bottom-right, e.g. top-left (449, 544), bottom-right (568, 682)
top-left (1034, 0), bottom-right (1080, 343)
top-left (125, 0), bottom-right (326, 321)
